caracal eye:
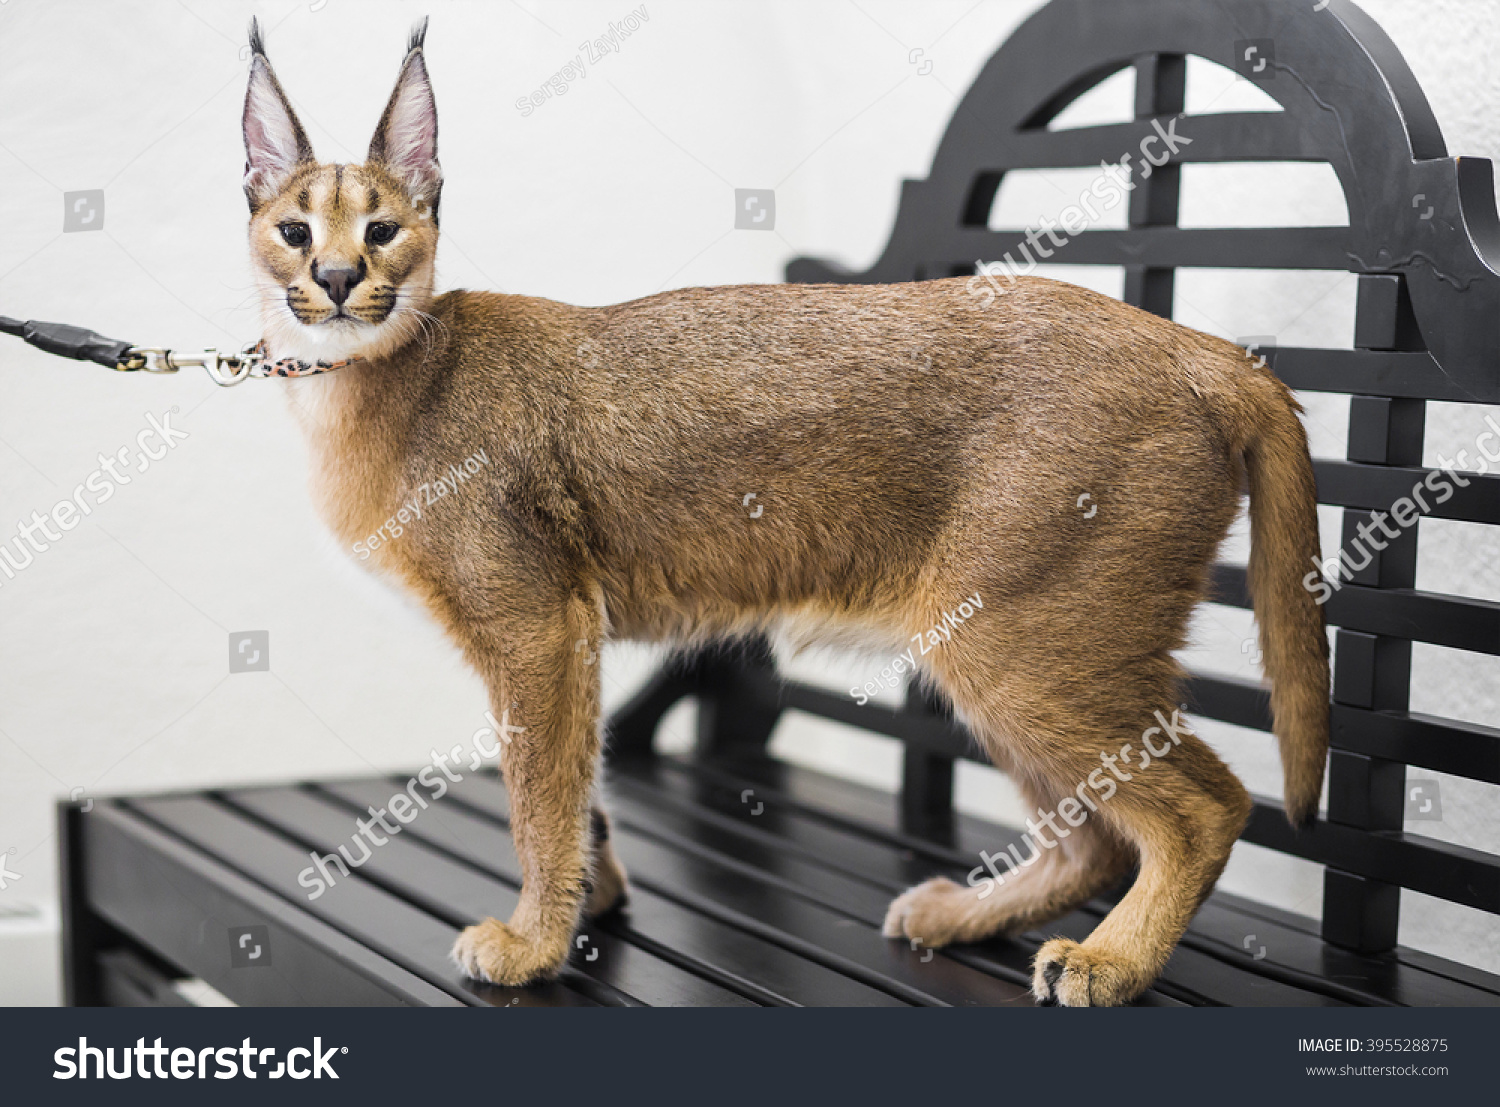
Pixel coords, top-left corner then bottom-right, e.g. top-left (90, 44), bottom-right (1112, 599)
top-left (366, 221), bottom-right (400, 246)
top-left (279, 222), bottom-right (311, 247)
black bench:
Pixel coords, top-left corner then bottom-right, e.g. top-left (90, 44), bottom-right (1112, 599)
top-left (61, 0), bottom-right (1500, 1007)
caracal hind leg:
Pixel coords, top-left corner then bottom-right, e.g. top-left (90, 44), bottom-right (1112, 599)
top-left (583, 805), bottom-right (629, 918)
top-left (1019, 679), bottom-right (1250, 1006)
top-left (883, 771), bottom-right (1132, 947)
top-left (910, 597), bottom-right (1248, 1005)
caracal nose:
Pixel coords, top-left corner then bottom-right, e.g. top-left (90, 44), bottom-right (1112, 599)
top-left (313, 261), bottom-right (364, 306)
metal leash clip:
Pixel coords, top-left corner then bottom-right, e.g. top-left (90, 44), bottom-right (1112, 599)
top-left (123, 343), bottom-right (264, 387)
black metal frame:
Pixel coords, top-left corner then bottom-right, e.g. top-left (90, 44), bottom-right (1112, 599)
top-left (613, 0), bottom-right (1500, 959)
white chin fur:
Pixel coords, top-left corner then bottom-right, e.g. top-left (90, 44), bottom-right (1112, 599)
top-left (260, 305), bottom-right (400, 364)
top-left (255, 268), bottom-right (435, 365)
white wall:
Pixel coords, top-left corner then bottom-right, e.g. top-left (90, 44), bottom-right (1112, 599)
top-left (0, 0), bottom-right (1495, 1004)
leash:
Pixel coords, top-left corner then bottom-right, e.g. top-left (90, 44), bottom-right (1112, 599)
top-left (0, 315), bottom-right (361, 386)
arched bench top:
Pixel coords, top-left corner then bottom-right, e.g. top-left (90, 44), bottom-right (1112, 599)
top-left (790, 0), bottom-right (1500, 403)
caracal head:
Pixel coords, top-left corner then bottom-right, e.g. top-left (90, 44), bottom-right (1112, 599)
top-left (242, 18), bottom-right (441, 365)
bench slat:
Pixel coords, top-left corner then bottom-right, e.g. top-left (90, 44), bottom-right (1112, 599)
top-left (1185, 673), bottom-right (1500, 785)
top-left (950, 225), bottom-right (1351, 271)
top-left (222, 786), bottom-right (757, 1008)
top-left (440, 773), bottom-right (1032, 1007)
top-left (1197, 893), bottom-right (1500, 1006)
top-left (127, 795), bottom-right (598, 1007)
top-left (1210, 564), bottom-right (1500, 655)
top-left (1269, 348), bottom-right (1500, 403)
top-left (985, 113), bottom-right (1331, 169)
top-left (1312, 460), bottom-right (1500, 527)
top-left (315, 778), bottom-right (906, 1007)
top-left (1245, 797), bottom-right (1500, 914)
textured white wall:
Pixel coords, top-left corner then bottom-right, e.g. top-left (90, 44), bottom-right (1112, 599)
top-left (0, 0), bottom-right (1495, 1003)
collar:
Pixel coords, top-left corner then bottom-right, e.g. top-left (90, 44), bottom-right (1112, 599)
top-left (251, 339), bottom-right (366, 378)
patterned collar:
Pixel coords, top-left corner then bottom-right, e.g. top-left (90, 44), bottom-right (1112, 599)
top-left (250, 340), bottom-right (366, 378)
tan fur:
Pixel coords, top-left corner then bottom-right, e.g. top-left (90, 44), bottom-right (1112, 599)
top-left (244, 25), bottom-right (1329, 1005)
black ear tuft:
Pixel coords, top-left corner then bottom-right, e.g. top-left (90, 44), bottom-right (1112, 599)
top-left (368, 21), bottom-right (441, 208)
top-left (242, 19), bottom-right (314, 209)
top-left (407, 17), bottom-right (429, 55)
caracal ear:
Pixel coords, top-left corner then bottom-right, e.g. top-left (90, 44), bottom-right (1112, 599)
top-left (367, 18), bottom-right (442, 217)
top-left (242, 17), bottom-right (315, 210)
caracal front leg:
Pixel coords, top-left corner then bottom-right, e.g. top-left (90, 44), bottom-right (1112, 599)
top-left (450, 590), bottom-right (604, 986)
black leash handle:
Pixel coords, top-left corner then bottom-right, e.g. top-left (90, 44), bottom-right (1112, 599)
top-left (0, 315), bottom-right (138, 370)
